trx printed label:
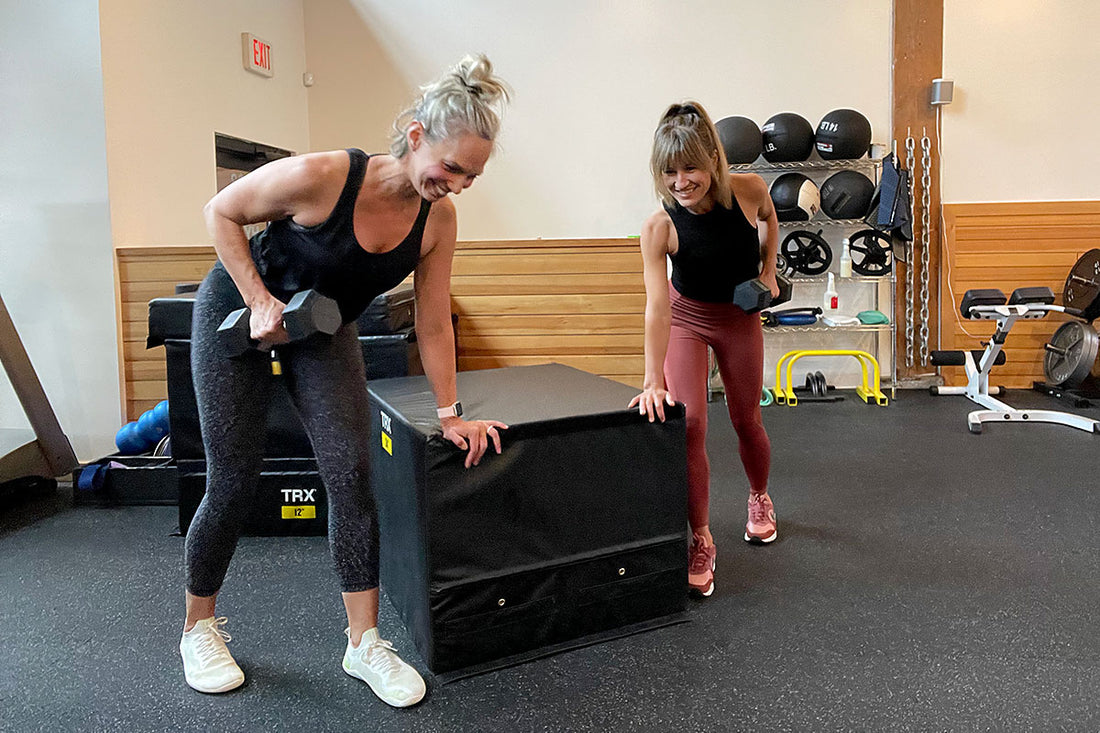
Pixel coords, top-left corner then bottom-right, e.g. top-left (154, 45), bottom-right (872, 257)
top-left (281, 488), bottom-right (316, 520)
top-left (380, 410), bottom-right (393, 456)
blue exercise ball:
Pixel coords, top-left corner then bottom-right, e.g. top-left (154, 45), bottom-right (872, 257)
top-left (115, 422), bottom-right (149, 455)
top-left (137, 409), bottom-right (167, 443)
top-left (152, 400), bottom-right (170, 433)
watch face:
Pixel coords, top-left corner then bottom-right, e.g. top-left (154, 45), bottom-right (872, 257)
top-left (454, 402), bottom-right (463, 417)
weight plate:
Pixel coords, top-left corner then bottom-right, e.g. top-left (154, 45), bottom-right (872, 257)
top-left (1043, 321), bottom-right (1100, 387)
top-left (848, 229), bottom-right (893, 276)
top-left (775, 253), bottom-right (790, 276)
top-left (781, 230), bottom-right (833, 276)
top-left (1063, 249), bottom-right (1100, 322)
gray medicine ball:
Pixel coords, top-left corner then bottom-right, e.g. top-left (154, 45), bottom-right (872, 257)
top-left (770, 173), bottom-right (821, 221)
top-left (715, 116), bottom-right (762, 164)
top-left (761, 113), bottom-right (815, 163)
top-left (820, 170), bottom-right (875, 219)
top-left (815, 109), bottom-right (872, 160)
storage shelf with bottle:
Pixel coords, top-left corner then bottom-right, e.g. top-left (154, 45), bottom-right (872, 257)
top-left (768, 219), bottom-right (895, 393)
top-left (738, 159), bottom-right (896, 393)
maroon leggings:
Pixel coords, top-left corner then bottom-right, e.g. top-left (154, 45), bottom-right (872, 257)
top-left (665, 284), bottom-right (771, 530)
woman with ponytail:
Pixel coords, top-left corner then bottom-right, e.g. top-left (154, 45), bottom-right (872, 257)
top-left (180, 55), bottom-right (510, 707)
top-left (630, 101), bottom-right (780, 599)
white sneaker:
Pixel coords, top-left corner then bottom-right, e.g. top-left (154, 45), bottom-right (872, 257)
top-left (342, 627), bottom-right (426, 708)
top-left (180, 616), bottom-right (245, 693)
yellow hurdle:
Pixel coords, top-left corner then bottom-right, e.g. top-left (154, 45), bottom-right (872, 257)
top-left (773, 349), bottom-right (889, 407)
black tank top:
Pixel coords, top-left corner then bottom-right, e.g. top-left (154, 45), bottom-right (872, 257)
top-left (245, 148), bottom-right (430, 324)
top-left (666, 190), bottom-right (761, 303)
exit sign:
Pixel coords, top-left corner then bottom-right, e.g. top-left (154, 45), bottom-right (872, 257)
top-left (242, 33), bottom-right (273, 77)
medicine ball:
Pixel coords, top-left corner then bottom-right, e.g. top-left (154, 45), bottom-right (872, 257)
top-left (820, 170), bottom-right (875, 219)
top-left (761, 113), bottom-right (815, 163)
top-left (715, 116), bottom-right (762, 165)
top-left (815, 109), bottom-right (872, 160)
top-left (770, 173), bottom-right (820, 222)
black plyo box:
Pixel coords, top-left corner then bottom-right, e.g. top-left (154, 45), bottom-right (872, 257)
top-left (163, 329), bottom-right (421, 462)
top-left (356, 283), bottom-right (415, 335)
top-left (177, 458), bottom-right (326, 536)
top-left (367, 363), bottom-right (688, 675)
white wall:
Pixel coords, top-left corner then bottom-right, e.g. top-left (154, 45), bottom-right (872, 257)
top-left (99, 0), bottom-right (311, 247)
top-left (304, 0), bottom-right (408, 156)
top-left (942, 1), bottom-right (1100, 202)
top-left (317, 0), bottom-right (893, 240)
top-left (0, 1), bottom-right (119, 460)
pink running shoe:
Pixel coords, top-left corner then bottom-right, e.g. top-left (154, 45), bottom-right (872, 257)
top-left (745, 492), bottom-right (777, 544)
top-left (688, 533), bottom-right (717, 597)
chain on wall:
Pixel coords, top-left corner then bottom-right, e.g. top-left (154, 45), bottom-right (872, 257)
top-left (900, 127), bottom-right (934, 372)
top-left (919, 130), bottom-right (932, 366)
top-left (904, 132), bottom-right (916, 369)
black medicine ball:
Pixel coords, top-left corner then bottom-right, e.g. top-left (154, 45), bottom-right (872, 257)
top-left (770, 173), bottom-right (820, 222)
top-left (820, 170), bottom-right (875, 219)
top-left (715, 116), bottom-right (762, 164)
top-left (815, 109), bottom-right (872, 160)
top-left (761, 113), bottom-right (815, 163)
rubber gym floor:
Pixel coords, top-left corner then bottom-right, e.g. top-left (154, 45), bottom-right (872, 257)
top-left (3, 387), bottom-right (1100, 732)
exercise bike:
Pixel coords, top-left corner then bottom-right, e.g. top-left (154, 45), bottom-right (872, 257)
top-left (930, 286), bottom-right (1100, 434)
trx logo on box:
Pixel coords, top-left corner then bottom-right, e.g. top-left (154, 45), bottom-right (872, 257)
top-left (281, 489), bottom-right (316, 503)
top-left (281, 506), bottom-right (316, 519)
top-left (380, 410), bottom-right (393, 456)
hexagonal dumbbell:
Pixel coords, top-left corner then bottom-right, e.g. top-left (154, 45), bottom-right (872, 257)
top-left (733, 274), bottom-right (793, 314)
top-left (217, 289), bottom-right (342, 358)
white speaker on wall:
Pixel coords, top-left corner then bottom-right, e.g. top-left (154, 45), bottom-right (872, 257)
top-left (931, 78), bottom-right (955, 106)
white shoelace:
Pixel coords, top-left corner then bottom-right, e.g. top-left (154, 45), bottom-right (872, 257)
top-left (364, 638), bottom-right (403, 678)
top-left (192, 617), bottom-right (233, 668)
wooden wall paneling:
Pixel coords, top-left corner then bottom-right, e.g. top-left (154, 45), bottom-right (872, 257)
top-left (115, 245), bottom-right (216, 420)
top-left (452, 239), bottom-right (645, 388)
top-left (940, 201), bottom-right (1100, 388)
top-left (114, 239), bottom-right (648, 422)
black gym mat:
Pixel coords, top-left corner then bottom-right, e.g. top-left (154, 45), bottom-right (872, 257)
top-left (3, 387), bottom-right (1100, 731)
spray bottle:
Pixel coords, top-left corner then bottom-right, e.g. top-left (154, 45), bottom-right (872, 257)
top-left (823, 272), bottom-right (839, 313)
top-left (839, 236), bottom-right (853, 278)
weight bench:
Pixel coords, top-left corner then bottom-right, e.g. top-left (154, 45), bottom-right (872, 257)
top-left (931, 286), bottom-right (1100, 434)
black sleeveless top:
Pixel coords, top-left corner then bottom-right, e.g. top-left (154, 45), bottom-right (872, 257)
top-left (666, 190), bottom-right (761, 303)
top-left (245, 148), bottom-right (430, 324)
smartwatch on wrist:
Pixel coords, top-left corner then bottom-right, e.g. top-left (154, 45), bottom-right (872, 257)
top-left (436, 401), bottom-right (463, 419)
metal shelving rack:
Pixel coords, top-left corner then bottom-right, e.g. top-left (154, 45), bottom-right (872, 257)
top-left (714, 156), bottom-right (898, 397)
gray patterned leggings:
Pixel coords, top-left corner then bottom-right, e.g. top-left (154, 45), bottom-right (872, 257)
top-left (185, 265), bottom-right (378, 596)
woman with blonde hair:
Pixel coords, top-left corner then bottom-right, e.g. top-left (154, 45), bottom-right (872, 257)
top-left (179, 55), bottom-right (510, 707)
top-left (630, 101), bottom-right (779, 598)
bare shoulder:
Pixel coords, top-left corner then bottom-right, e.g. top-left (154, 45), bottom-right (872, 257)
top-left (729, 172), bottom-right (769, 200)
top-left (426, 195), bottom-right (457, 228)
top-left (239, 150), bottom-right (348, 201)
top-left (421, 196), bottom-right (457, 255)
top-left (642, 208), bottom-right (672, 238)
top-left (641, 208), bottom-right (674, 256)
top-left (286, 150), bottom-right (350, 191)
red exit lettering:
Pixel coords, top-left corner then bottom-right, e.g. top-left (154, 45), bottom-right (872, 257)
top-left (242, 33), bottom-right (273, 77)
top-left (253, 39), bottom-right (269, 70)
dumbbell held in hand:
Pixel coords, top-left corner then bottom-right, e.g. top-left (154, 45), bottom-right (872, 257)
top-left (217, 289), bottom-right (342, 358)
top-left (733, 274), bottom-right (793, 314)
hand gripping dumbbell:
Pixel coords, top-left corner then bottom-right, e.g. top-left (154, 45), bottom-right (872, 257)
top-left (733, 273), bottom-right (793, 314)
top-left (217, 290), bottom-right (342, 371)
